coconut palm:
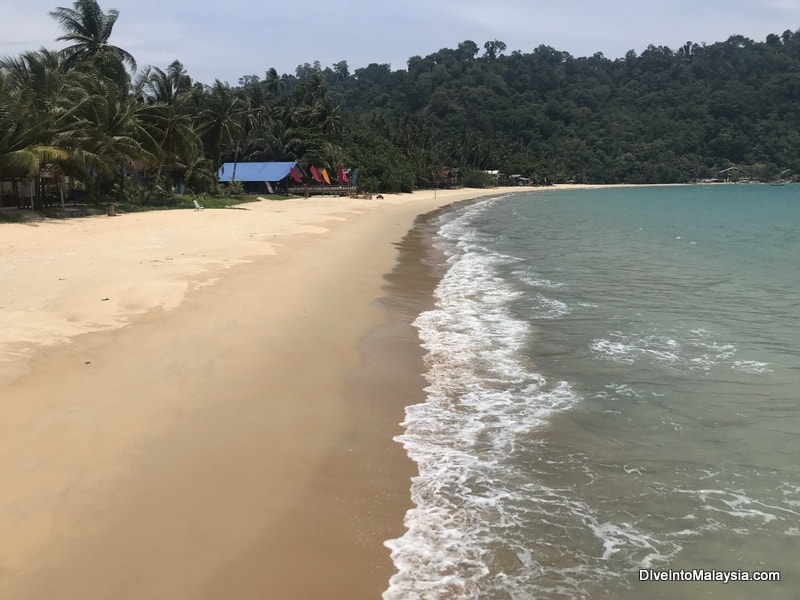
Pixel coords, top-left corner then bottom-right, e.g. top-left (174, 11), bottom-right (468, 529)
top-left (240, 78), bottom-right (276, 136)
top-left (179, 145), bottom-right (216, 194)
top-left (49, 0), bottom-right (136, 73)
top-left (320, 141), bottom-right (349, 176)
top-left (245, 116), bottom-right (304, 162)
top-left (66, 74), bottom-right (156, 199)
top-left (0, 50), bottom-right (91, 207)
top-left (311, 96), bottom-right (343, 136)
top-left (0, 79), bottom-right (68, 206)
top-left (264, 67), bottom-right (284, 96)
top-left (140, 61), bottom-right (202, 188)
top-left (198, 80), bottom-right (245, 173)
top-left (143, 60), bottom-right (192, 106)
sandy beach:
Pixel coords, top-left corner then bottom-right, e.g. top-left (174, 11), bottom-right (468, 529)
top-left (0, 187), bottom-right (533, 599)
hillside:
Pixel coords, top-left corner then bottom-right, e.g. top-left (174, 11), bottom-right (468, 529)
top-left (291, 32), bottom-right (800, 184)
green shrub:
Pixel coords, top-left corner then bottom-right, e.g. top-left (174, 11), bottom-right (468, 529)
top-left (460, 168), bottom-right (498, 188)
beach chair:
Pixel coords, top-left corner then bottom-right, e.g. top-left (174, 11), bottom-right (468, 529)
top-left (193, 199), bottom-right (204, 211)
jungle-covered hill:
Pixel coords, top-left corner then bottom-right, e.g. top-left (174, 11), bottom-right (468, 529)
top-left (294, 33), bottom-right (800, 185)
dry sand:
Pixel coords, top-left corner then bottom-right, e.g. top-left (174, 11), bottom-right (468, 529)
top-left (0, 187), bottom-right (534, 599)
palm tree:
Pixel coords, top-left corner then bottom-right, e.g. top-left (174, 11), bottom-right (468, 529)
top-left (320, 141), bottom-right (349, 176)
top-left (66, 74), bottom-right (156, 200)
top-left (198, 80), bottom-right (245, 174)
top-left (49, 0), bottom-right (136, 74)
top-left (246, 117), bottom-right (303, 162)
top-left (143, 60), bottom-right (191, 106)
top-left (311, 97), bottom-right (343, 136)
top-left (141, 61), bottom-right (201, 188)
top-left (264, 67), bottom-right (284, 96)
top-left (0, 80), bottom-right (68, 206)
top-left (277, 75), bottom-right (344, 166)
top-left (0, 49), bottom-right (89, 207)
top-left (2, 49), bottom-right (64, 112)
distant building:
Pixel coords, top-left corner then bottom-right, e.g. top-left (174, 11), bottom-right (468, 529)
top-left (217, 161), bottom-right (298, 193)
top-left (438, 168), bottom-right (460, 188)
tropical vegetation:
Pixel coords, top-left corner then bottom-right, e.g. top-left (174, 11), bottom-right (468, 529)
top-left (2, 0), bottom-right (799, 209)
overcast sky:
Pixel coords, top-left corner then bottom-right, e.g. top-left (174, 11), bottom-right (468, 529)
top-left (5, 0), bottom-right (800, 85)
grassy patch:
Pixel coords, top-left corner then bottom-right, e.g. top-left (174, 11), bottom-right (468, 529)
top-left (41, 206), bottom-right (104, 219)
top-left (172, 193), bottom-right (297, 209)
top-left (0, 209), bottom-right (28, 223)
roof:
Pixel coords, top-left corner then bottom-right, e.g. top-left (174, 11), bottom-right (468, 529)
top-left (217, 161), bottom-right (296, 182)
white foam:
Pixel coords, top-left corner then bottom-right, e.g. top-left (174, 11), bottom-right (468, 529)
top-left (591, 521), bottom-right (669, 564)
top-left (732, 360), bottom-right (773, 374)
top-left (386, 200), bottom-right (587, 598)
top-left (534, 294), bottom-right (571, 319)
top-left (590, 337), bottom-right (637, 364)
top-left (590, 327), bottom-right (771, 376)
top-left (605, 383), bottom-right (641, 398)
top-left (677, 489), bottom-right (781, 524)
top-left (591, 332), bottom-right (683, 366)
top-left (515, 270), bottom-right (566, 289)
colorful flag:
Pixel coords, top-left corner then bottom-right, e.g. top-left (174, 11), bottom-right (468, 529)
top-left (289, 166), bottom-right (303, 184)
top-left (310, 165), bottom-right (322, 183)
top-left (351, 168), bottom-right (359, 186)
top-left (321, 168), bottom-right (331, 185)
top-left (337, 166), bottom-right (348, 184)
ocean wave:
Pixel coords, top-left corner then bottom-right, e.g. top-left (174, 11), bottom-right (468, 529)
top-left (589, 328), bottom-right (771, 375)
top-left (384, 199), bottom-right (693, 599)
top-left (675, 489), bottom-right (790, 524)
top-left (386, 201), bottom-right (592, 598)
top-left (590, 333), bottom-right (681, 366)
top-left (731, 360), bottom-right (774, 374)
top-left (514, 269), bottom-right (567, 289)
top-left (533, 294), bottom-right (571, 320)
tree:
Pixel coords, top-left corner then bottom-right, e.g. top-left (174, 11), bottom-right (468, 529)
top-left (483, 40), bottom-right (507, 60)
top-left (198, 80), bottom-right (245, 172)
top-left (0, 49), bottom-right (88, 207)
top-left (0, 78), bottom-right (68, 206)
top-left (50, 0), bottom-right (136, 73)
top-left (141, 61), bottom-right (202, 189)
top-left (67, 74), bottom-right (156, 200)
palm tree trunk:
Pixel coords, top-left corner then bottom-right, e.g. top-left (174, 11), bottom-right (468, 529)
top-left (153, 123), bottom-right (173, 188)
top-left (117, 162), bottom-right (125, 203)
top-left (154, 163), bottom-right (164, 189)
top-left (33, 175), bottom-right (42, 210)
top-left (231, 142), bottom-right (240, 183)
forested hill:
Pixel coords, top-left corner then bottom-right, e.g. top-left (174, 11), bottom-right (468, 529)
top-left (290, 32), bottom-right (800, 185)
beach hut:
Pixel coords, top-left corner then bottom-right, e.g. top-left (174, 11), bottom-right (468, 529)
top-left (217, 161), bottom-right (298, 194)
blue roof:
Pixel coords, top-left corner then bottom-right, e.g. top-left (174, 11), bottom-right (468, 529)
top-left (217, 161), bottom-right (296, 182)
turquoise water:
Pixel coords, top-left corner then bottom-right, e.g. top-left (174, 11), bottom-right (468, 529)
top-left (385, 185), bottom-right (800, 599)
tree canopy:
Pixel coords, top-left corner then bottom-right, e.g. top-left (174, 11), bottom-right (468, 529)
top-left (315, 34), bottom-right (800, 184)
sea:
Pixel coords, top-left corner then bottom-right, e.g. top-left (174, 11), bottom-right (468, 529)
top-left (383, 184), bottom-right (800, 600)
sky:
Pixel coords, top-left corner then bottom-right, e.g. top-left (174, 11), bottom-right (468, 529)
top-left (4, 0), bottom-right (800, 85)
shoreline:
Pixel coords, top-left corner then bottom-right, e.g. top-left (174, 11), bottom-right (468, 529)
top-left (0, 187), bottom-right (525, 598)
top-left (0, 183), bottom-right (660, 597)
